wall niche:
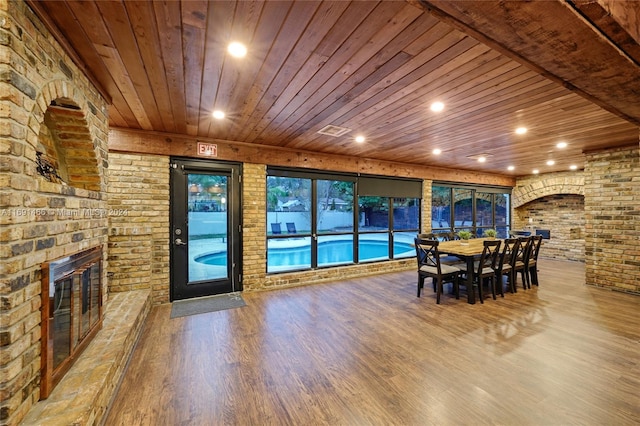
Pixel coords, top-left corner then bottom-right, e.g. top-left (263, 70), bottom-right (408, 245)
top-left (513, 194), bottom-right (585, 262)
top-left (36, 98), bottom-right (101, 191)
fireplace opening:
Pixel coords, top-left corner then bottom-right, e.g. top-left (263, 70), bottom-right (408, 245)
top-left (41, 246), bottom-right (103, 399)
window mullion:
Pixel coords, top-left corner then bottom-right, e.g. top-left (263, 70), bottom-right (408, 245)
top-left (311, 180), bottom-right (318, 269)
top-left (388, 198), bottom-right (394, 259)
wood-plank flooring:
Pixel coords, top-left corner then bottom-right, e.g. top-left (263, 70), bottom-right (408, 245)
top-left (105, 259), bottom-right (640, 425)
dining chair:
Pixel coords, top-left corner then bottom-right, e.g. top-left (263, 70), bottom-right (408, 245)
top-left (420, 232), bottom-right (463, 265)
top-left (458, 239), bottom-right (502, 303)
top-left (514, 236), bottom-right (533, 290)
top-left (525, 235), bottom-right (543, 288)
top-left (436, 232), bottom-right (449, 241)
top-left (493, 238), bottom-right (520, 294)
top-left (414, 238), bottom-right (461, 304)
top-left (417, 232), bottom-right (436, 239)
top-left (442, 231), bottom-right (458, 241)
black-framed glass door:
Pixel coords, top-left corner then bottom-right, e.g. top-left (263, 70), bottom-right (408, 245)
top-left (170, 158), bottom-right (241, 301)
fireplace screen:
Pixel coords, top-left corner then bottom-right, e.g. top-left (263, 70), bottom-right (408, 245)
top-left (52, 274), bottom-right (71, 370)
top-left (41, 246), bottom-right (103, 399)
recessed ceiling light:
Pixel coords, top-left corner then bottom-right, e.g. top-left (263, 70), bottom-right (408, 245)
top-left (556, 141), bottom-right (568, 149)
top-left (228, 42), bottom-right (247, 58)
top-left (515, 127), bottom-right (527, 135)
top-left (570, 164), bottom-right (578, 170)
top-left (546, 160), bottom-right (555, 166)
top-left (430, 102), bottom-right (444, 112)
top-left (212, 110), bottom-right (225, 119)
top-left (477, 156), bottom-right (486, 163)
top-left (432, 148), bottom-right (442, 155)
top-left (508, 165), bottom-right (515, 171)
top-left (532, 169), bottom-right (539, 174)
top-left (355, 135), bottom-right (365, 143)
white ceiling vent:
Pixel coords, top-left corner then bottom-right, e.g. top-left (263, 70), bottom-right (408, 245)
top-left (466, 153), bottom-right (493, 161)
top-left (317, 125), bottom-right (352, 137)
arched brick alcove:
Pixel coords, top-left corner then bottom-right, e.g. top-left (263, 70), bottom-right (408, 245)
top-left (28, 80), bottom-right (107, 193)
top-left (37, 97), bottom-right (102, 191)
top-left (512, 172), bottom-right (585, 262)
top-left (512, 173), bottom-right (584, 208)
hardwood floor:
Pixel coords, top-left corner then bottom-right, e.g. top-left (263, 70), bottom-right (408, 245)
top-left (105, 259), bottom-right (640, 425)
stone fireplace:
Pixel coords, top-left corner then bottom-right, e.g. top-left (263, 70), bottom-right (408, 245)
top-left (0, 2), bottom-right (110, 424)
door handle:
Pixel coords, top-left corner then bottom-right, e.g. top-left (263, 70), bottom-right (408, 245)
top-left (174, 238), bottom-right (187, 246)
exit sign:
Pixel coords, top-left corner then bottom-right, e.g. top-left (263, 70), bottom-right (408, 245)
top-left (197, 142), bottom-right (217, 157)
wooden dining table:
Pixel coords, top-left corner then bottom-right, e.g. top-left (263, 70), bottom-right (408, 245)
top-left (438, 238), bottom-right (498, 304)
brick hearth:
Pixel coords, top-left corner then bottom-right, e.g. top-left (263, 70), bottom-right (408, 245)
top-left (21, 290), bottom-right (150, 425)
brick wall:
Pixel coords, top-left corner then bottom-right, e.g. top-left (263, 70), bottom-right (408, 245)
top-left (513, 153), bottom-right (640, 295)
top-left (422, 180), bottom-right (432, 232)
top-left (513, 194), bottom-right (585, 261)
top-left (241, 164), bottom-right (268, 289)
top-left (584, 146), bottom-right (640, 294)
top-left (107, 153), bottom-right (170, 304)
top-left (1, 2), bottom-right (109, 424)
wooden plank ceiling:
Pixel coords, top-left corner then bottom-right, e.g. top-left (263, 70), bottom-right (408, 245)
top-left (27, 0), bottom-right (640, 177)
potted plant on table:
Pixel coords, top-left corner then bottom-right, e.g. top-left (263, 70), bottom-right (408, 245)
top-left (483, 229), bottom-right (497, 239)
top-left (457, 230), bottom-right (472, 244)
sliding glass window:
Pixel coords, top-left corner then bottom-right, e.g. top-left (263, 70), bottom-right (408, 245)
top-left (432, 183), bottom-right (511, 238)
top-left (453, 188), bottom-right (473, 232)
top-left (267, 168), bottom-right (421, 273)
top-left (317, 179), bottom-right (355, 268)
top-left (267, 176), bottom-right (312, 272)
top-left (495, 193), bottom-right (510, 238)
top-left (392, 198), bottom-right (420, 258)
top-left (475, 191), bottom-right (494, 237)
top-left (357, 196), bottom-right (418, 262)
top-left (358, 196), bottom-right (390, 262)
top-left (431, 185), bottom-right (451, 238)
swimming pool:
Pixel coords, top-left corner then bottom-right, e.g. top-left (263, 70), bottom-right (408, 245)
top-left (195, 239), bottom-right (414, 271)
top-left (195, 252), bottom-right (227, 266)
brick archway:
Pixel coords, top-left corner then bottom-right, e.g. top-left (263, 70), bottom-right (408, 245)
top-left (512, 173), bottom-right (584, 207)
top-left (29, 80), bottom-right (105, 192)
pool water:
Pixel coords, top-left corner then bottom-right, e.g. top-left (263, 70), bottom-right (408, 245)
top-left (195, 240), bottom-right (414, 268)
